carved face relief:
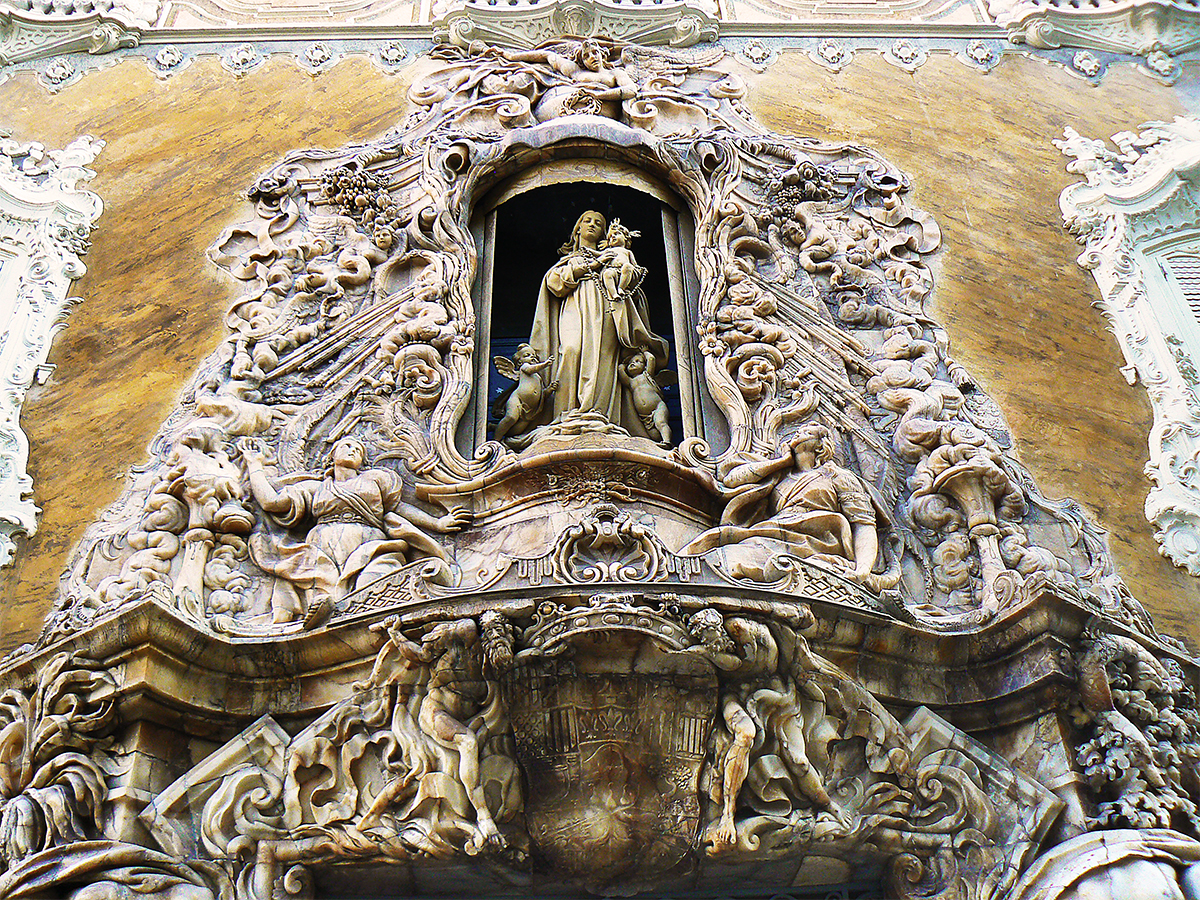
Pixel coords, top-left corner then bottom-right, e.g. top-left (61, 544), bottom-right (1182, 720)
top-left (574, 209), bottom-right (606, 248)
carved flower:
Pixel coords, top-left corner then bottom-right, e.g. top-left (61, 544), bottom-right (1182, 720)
top-left (303, 42), bottom-right (332, 69)
top-left (379, 41), bottom-right (407, 66)
top-left (890, 39), bottom-right (922, 66)
top-left (1145, 49), bottom-right (1175, 76)
top-left (226, 43), bottom-right (260, 73)
top-left (965, 40), bottom-right (997, 67)
top-left (697, 323), bottom-right (725, 357)
top-left (154, 45), bottom-right (183, 71)
top-left (1072, 50), bottom-right (1101, 77)
top-left (43, 58), bottom-right (75, 85)
top-left (741, 39), bottom-right (772, 66)
top-left (817, 39), bottom-right (849, 67)
top-left (51, 222), bottom-right (90, 255)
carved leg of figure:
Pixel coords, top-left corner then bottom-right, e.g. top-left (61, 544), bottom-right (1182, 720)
top-left (653, 404), bottom-right (671, 446)
top-left (174, 528), bottom-right (214, 620)
top-left (426, 702), bottom-right (505, 853)
top-left (494, 413), bottom-right (518, 444)
top-left (974, 530), bottom-right (1006, 614)
top-left (773, 707), bottom-right (844, 825)
top-left (707, 697), bottom-right (755, 854)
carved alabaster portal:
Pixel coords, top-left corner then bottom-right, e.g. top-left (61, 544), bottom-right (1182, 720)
top-left (11, 37), bottom-right (1196, 900)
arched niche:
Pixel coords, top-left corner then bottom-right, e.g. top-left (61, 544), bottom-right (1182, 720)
top-left (460, 155), bottom-right (725, 458)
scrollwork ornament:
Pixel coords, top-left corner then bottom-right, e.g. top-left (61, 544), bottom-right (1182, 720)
top-left (41, 56), bottom-right (76, 87)
top-left (738, 38), bottom-right (773, 69)
top-left (885, 38), bottom-right (926, 71)
top-left (152, 43), bottom-right (183, 72)
top-left (963, 39), bottom-right (1000, 70)
top-left (0, 133), bottom-right (101, 568)
top-left (300, 41), bottom-right (334, 72)
top-left (1144, 48), bottom-right (1178, 79)
top-left (223, 43), bottom-right (261, 74)
top-left (1058, 117), bottom-right (1200, 576)
top-left (378, 40), bottom-right (407, 67)
top-left (1072, 49), bottom-right (1102, 77)
top-left (812, 38), bottom-right (851, 70)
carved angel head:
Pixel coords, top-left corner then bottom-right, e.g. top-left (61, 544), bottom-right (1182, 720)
top-left (579, 38), bottom-right (606, 72)
top-left (328, 436), bottom-right (368, 474)
top-left (791, 421), bottom-right (837, 466)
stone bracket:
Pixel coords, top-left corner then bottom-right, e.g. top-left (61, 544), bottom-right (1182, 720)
top-left (991, 0), bottom-right (1200, 56)
top-left (0, 7), bottom-right (144, 66)
top-left (432, 0), bottom-right (719, 48)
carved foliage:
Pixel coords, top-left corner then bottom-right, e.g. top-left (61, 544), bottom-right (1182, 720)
top-left (1073, 629), bottom-right (1200, 833)
top-left (0, 653), bottom-right (117, 872)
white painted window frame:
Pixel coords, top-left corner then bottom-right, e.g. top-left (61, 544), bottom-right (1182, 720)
top-left (0, 135), bottom-right (103, 565)
top-left (1058, 117), bottom-right (1200, 575)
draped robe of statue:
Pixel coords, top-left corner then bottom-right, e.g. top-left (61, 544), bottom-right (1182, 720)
top-left (250, 467), bottom-right (447, 615)
top-left (528, 247), bottom-right (669, 436)
top-left (681, 461), bottom-right (877, 576)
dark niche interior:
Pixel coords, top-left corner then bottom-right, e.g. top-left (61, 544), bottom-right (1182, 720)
top-left (487, 181), bottom-right (683, 445)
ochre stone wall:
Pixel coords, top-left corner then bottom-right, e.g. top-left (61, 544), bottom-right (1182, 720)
top-left (1, 50), bottom-right (1196, 654)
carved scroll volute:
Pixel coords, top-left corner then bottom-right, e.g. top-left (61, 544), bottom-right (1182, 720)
top-left (691, 140), bottom-right (760, 460)
top-left (410, 141), bottom-right (484, 481)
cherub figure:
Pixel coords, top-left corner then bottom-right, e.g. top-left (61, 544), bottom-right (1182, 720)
top-left (618, 349), bottom-right (671, 445)
top-left (493, 343), bottom-right (558, 443)
top-left (598, 219), bottom-right (645, 302)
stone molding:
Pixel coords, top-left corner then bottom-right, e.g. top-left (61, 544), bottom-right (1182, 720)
top-left (1058, 116), bottom-right (1200, 576)
top-left (0, 134), bottom-right (103, 566)
top-left (432, 0), bottom-right (720, 48)
top-left (990, 0), bottom-right (1200, 60)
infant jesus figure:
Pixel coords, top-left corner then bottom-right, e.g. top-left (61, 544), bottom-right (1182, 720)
top-left (619, 348), bottom-right (672, 446)
top-left (598, 218), bottom-right (647, 302)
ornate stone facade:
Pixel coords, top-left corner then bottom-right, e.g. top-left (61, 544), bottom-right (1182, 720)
top-left (0, 33), bottom-right (1192, 900)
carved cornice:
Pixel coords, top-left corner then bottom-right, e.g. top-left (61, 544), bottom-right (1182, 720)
top-left (431, 0), bottom-right (720, 48)
top-left (0, 135), bottom-right (103, 566)
top-left (0, 5), bottom-right (148, 65)
top-left (1058, 116), bottom-right (1200, 576)
top-left (991, 0), bottom-right (1200, 57)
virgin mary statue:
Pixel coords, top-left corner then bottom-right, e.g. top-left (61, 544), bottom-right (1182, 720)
top-left (527, 209), bottom-right (669, 437)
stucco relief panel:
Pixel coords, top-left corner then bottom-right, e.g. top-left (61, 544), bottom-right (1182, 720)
top-left (0, 134), bottom-right (102, 567)
top-left (1059, 116), bottom-right (1200, 577)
